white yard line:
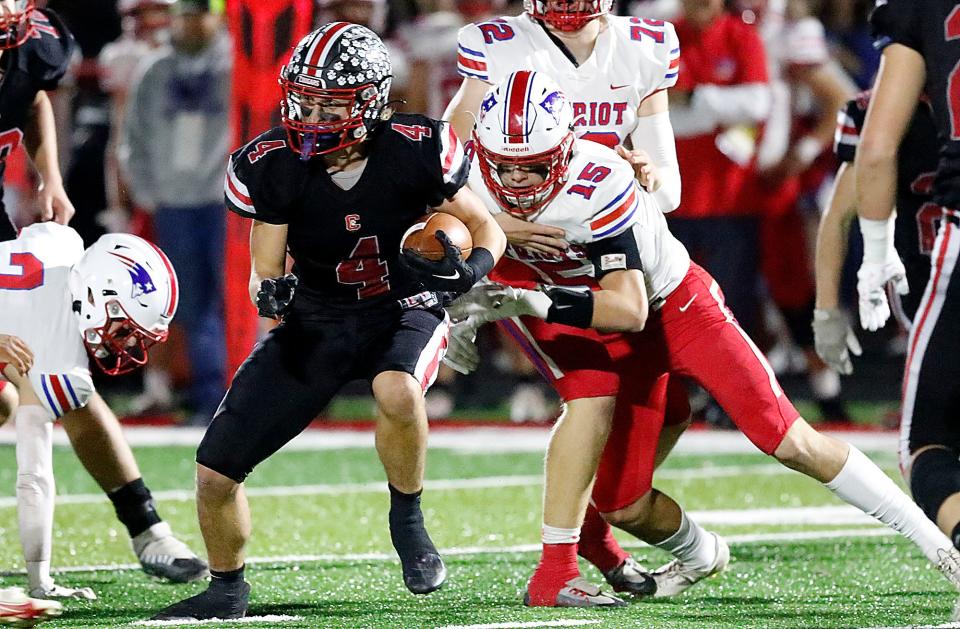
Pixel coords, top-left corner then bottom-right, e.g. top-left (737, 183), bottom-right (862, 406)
top-left (865, 624), bottom-right (960, 629)
top-left (132, 616), bottom-right (302, 626)
top-left (42, 526), bottom-right (892, 576)
top-left (0, 464), bottom-right (837, 509)
top-left (0, 424), bottom-right (901, 454)
top-left (437, 622), bottom-right (601, 629)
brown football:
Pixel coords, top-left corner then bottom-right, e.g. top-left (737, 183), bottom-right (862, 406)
top-left (401, 213), bottom-right (473, 261)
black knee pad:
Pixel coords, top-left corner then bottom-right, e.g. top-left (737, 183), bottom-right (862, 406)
top-left (910, 447), bottom-right (960, 522)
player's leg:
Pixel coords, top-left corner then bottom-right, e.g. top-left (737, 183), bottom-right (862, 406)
top-left (589, 372), bottom-right (726, 597)
top-left (368, 307), bottom-right (449, 595)
top-left (496, 315), bottom-right (630, 606)
top-left (578, 376), bottom-right (690, 595)
top-left (898, 219), bottom-right (960, 547)
top-left (153, 320), bottom-right (351, 620)
top-left (665, 263), bottom-right (959, 578)
top-left (59, 393), bottom-right (207, 582)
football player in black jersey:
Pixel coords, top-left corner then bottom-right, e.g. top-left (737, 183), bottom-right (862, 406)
top-left (152, 22), bottom-right (505, 621)
top-left (814, 91), bottom-right (939, 373)
top-left (0, 1), bottom-right (75, 239)
top-left (856, 0), bottom-right (960, 569)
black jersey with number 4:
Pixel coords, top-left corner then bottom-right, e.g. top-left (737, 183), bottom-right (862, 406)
top-left (224, 113), bottom-right (470, 312)
top-left (0, 9), bottom-right (74, 239)
top-left (835, 91), bottom-right (941, 321)
top-left (871, 0), bottom-right (960, 210)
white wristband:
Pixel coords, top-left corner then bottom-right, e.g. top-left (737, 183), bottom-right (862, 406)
top-left (858, 215), bottom-right (895, 264)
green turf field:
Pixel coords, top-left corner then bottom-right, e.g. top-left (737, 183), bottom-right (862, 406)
top-left (0, 438), bottom-right (955, 628)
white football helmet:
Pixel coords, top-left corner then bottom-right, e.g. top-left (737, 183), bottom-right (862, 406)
top-left (524, 0), bottom-right (612, 32)
top-left (473, 70), bottom-right (574, 217)
top-left (69, 233), bottom-right (178, 376)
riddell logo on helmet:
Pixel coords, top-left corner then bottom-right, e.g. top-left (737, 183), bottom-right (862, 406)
top-left (296, 75), bottom-right (321, 87)
top-left (500, 146), bottom-right (531, 153)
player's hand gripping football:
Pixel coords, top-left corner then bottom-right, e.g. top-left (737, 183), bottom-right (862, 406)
top-left (0, 334), bottom-right (33, 376)
top-left (399, 230), bottom-right (478, 293)
top-left (856, 257), bottom-right (909, 332)
top-left (256, 273), bottom-right (298, 320)
top-left (812, 308), bottom-right (862, 375)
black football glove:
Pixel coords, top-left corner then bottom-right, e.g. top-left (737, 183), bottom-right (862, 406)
top-left (256, 273), bottom-right (298, 319)
top-left (399, 230), bottom-right (480, 293)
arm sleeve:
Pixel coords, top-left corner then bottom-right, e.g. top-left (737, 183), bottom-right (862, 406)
top-left (589, 172), bottom-right (644, 241)
top-left (834, 98), bottom-right (863, 163)
top-left (870, 0), bottom-right (922, 53)
top-left (630, 110), bottom-right (681, 212)
top-left (655, 21), bottom-right (681, 92)
top-left (223, 138), bottom-right (294, 225)
top-left (456, 24), bottom-right (492, 83)
top-left (422, 120), bottom-right (471, 206)
top-left (24, 9), bottom-right (75, 90)
top-left (585, 228), bottom-right (643, 280)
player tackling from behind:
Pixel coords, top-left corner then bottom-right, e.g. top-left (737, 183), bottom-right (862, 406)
top-left (152, 22), bottom-right (504, 621)
top-left (452, 70), bottom-right (960, 606)
top-left (443, 0), bottom-right (690, 595)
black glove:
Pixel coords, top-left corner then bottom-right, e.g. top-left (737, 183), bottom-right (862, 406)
top-left (399, 230), bottom-right (492, 293)
top-left (256, 273), bottom-right (298, 319)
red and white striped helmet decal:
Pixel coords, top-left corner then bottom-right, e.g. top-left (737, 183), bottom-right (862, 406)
top-left (503, 71), bottom-right (534, 145)
top-left (304, 21), bottom-right (352, 77)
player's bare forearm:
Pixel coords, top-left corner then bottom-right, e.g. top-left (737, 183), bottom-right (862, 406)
top-left (815, 162), bottom-right (857, 310)
top-left (856, 45), bottom-right (925, 220)
top-left (593, 269), bottom-right (648, 333)
top-left (493, 212), bottom-right (568, 256)
top-left (442, 78), bottom-right (490, 144)
top-left (436, 187), bottom-right (506, 262)
top-left (797, 63), bottom-right (856, 151)
top-left (25, 91), bottom-right (63, 191)
top-left (248, 221), bottom-right (289, 306)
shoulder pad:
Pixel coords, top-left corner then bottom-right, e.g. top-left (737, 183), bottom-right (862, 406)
top-left (225, 127), bottom-right (296, 224)
top-left (17, 222), bottom-right (84, 267)
top-left (19, 9), bottom-right (75, 90)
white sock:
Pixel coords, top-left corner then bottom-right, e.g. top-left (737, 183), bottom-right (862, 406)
top-left (654, 510), bottom-right (716, 570)
top-left (542, 525), bottom-right (580, 545)
top-left (15, 406), bottom-right (55, 591)
top-left (825, 445), bottom-right (952, 564)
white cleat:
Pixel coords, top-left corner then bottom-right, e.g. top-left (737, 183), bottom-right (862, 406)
top-left (28, 584), bottom-right (96, 601)
top-left (0, 587), bottom-right (62, 626)
top-left (651, 533), bottom-right (730, 597)
top-left (133, 522), bottom-right (209, 583)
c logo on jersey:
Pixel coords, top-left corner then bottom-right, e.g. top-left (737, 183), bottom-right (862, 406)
top-left (109, 252), bottom-right (157, 300)
top-left (345, 214), bottom-right (361, 232)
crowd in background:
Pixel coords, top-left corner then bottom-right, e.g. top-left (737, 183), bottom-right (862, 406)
top-left (6, 0), bottom-right (902, 426)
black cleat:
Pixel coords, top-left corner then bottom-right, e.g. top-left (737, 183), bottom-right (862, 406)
top-left (603, 557), bottom-right (657, 596)
top-left (150, 579), bottom-right (250, 621)
top-left (401, 551), bottom-right (447, 595)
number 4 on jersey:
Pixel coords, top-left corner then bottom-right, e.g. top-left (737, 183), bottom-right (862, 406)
top-left (336, 236), bottom-right (390, 299)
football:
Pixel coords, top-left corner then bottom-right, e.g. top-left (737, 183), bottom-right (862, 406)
top-left (400, 213), bottom-right (473, 261)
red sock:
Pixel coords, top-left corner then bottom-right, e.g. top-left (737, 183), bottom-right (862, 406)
top-left (577, 504), bottom-right (629, 574)
top-left (526, 543), bottom-right (580, 606)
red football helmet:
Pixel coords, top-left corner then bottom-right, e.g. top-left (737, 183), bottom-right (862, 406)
top-left (523, 0), bottom-right (612, 32)
top-left (0, 0), bottom-right (35, 50)
top-left (279, 22), bottom-right (392, 158)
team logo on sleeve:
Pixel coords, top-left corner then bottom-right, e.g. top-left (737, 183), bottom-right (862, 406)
top-left (480, 92), bottom-right (498, 119)
top-left (109, 252), bottom-right (157, 299)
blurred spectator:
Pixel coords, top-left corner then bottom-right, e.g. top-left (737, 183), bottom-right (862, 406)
top-left (119, 0), bottom-right (230, 424)
top-left (667, 0), bottom-right (770, 338)
top-left (734, 0), bottom-right (856, 419)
